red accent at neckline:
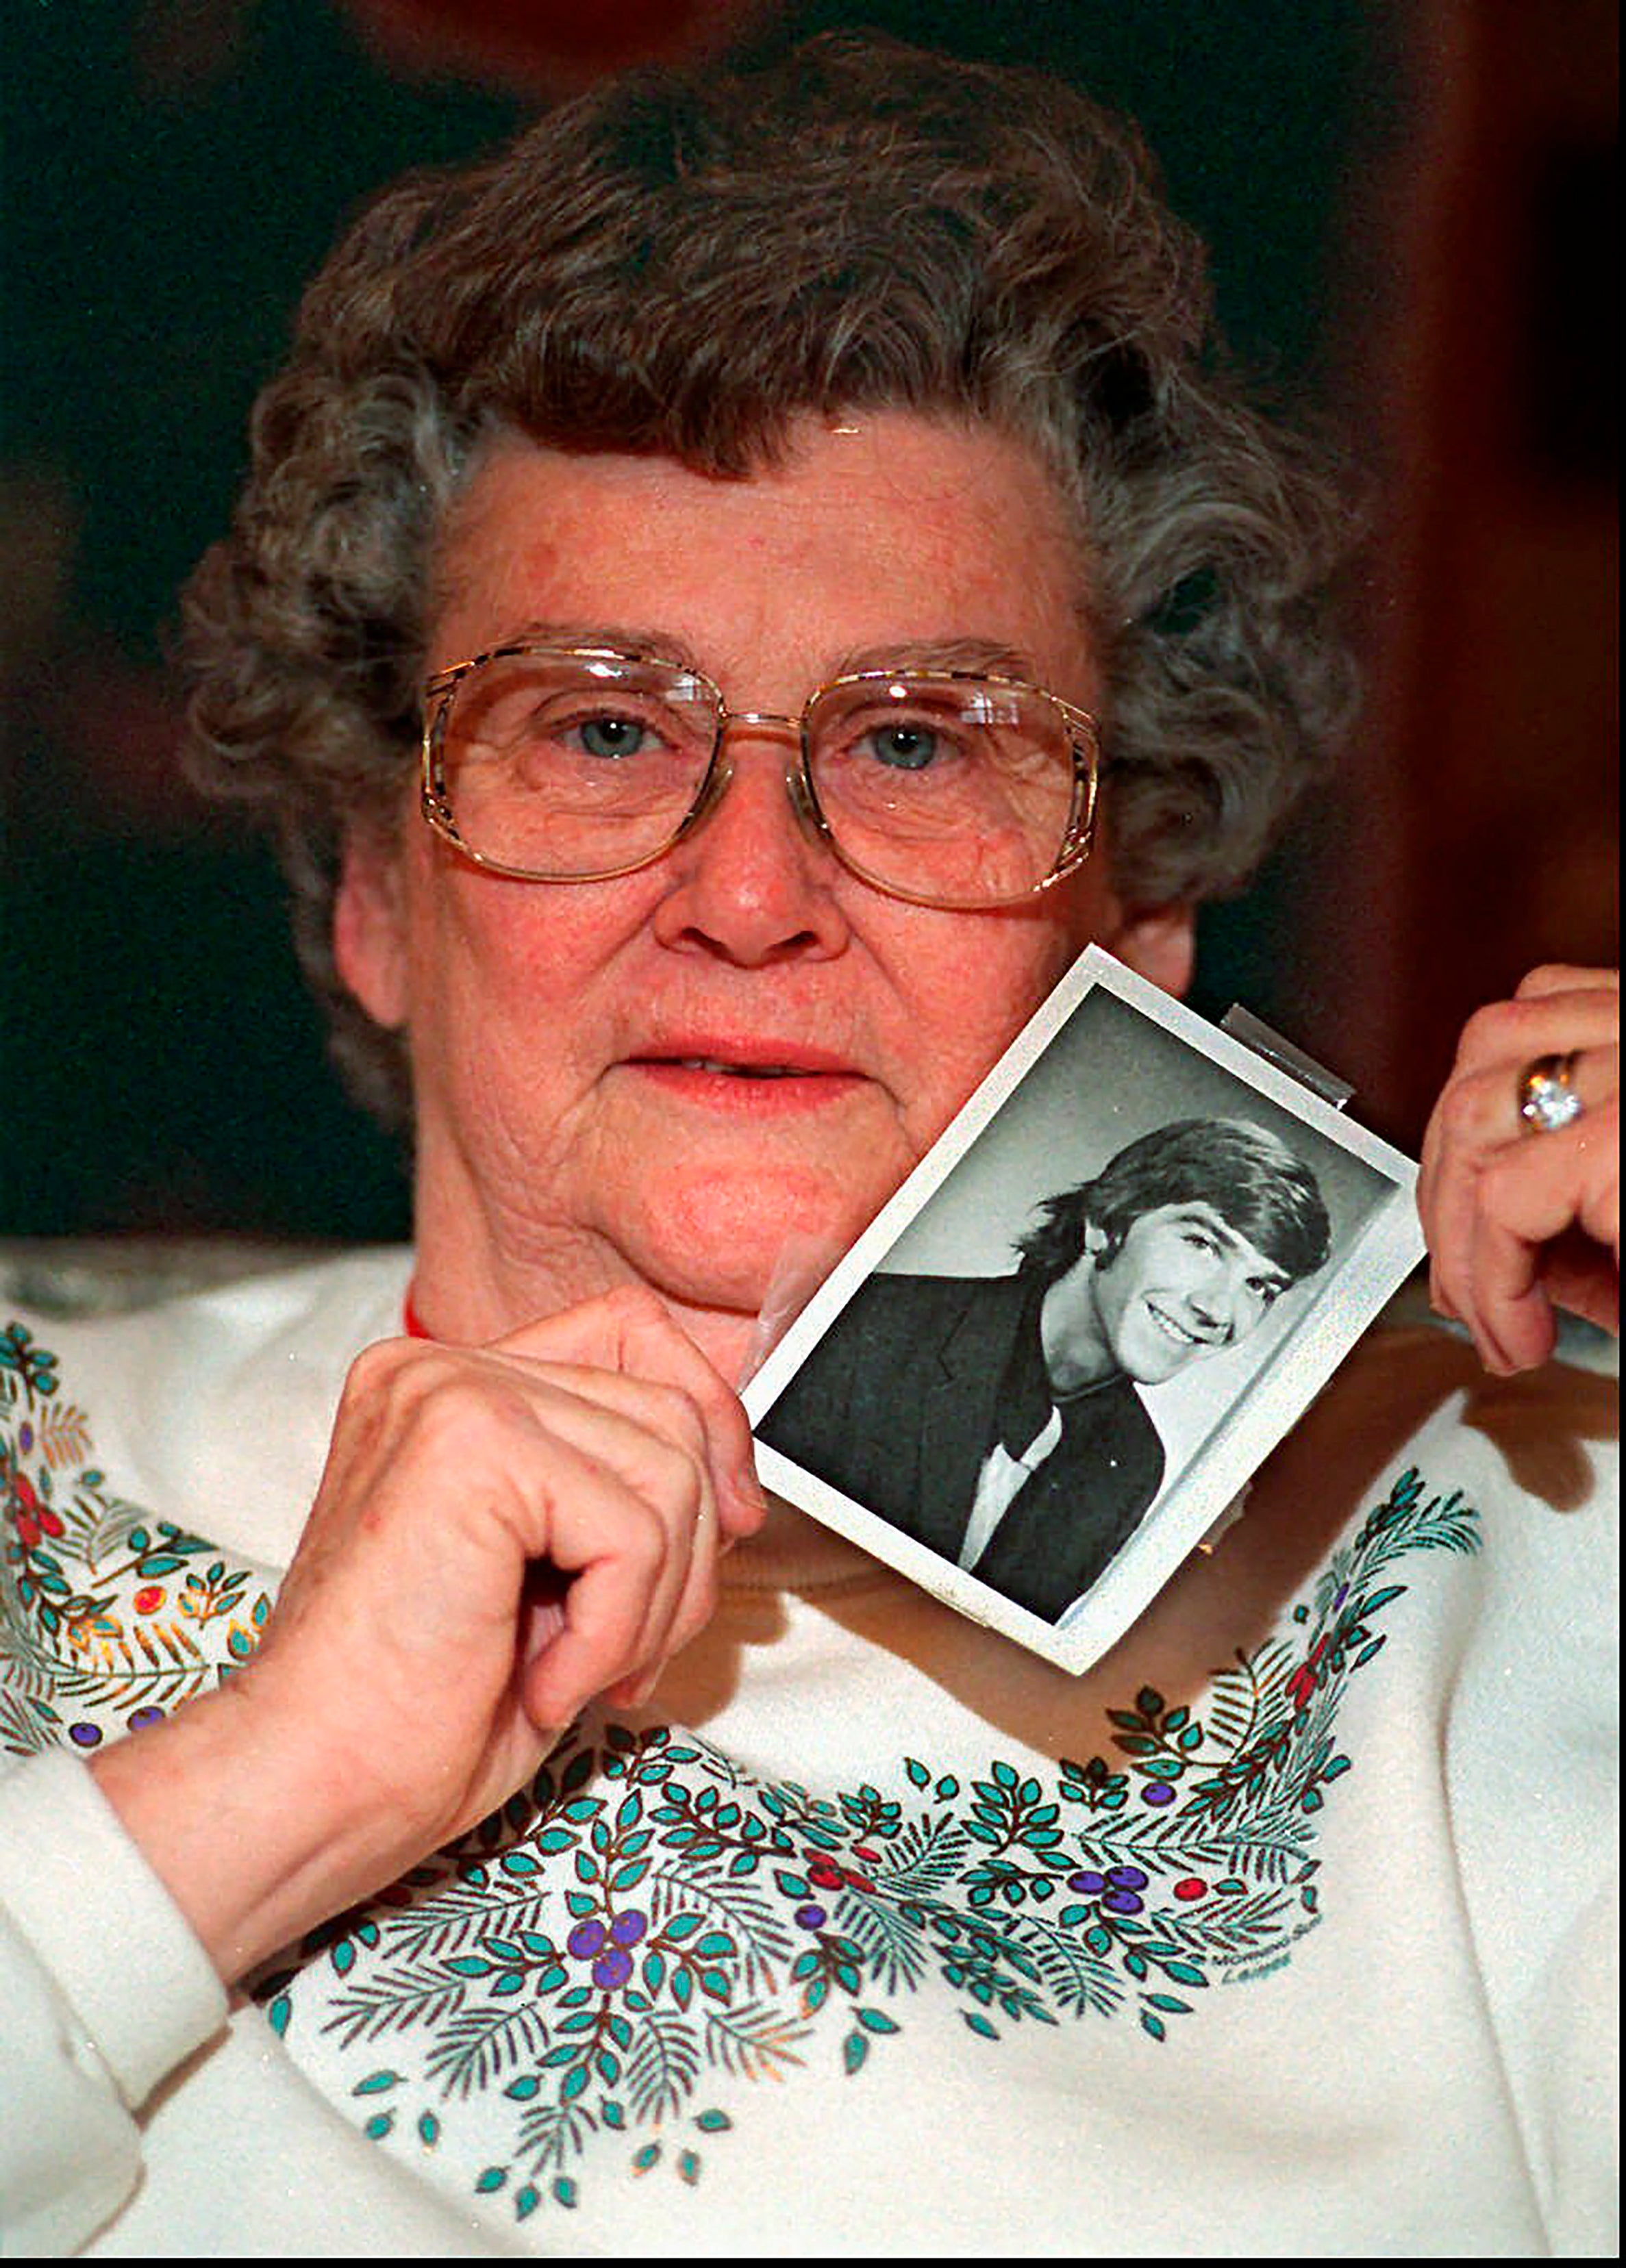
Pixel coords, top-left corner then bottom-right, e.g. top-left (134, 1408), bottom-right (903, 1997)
top-left (403, 1289), bottom-right (436, 1340)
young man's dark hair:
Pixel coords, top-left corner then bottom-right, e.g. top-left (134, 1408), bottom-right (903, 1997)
top-left (1014, 1118), bottom-right (1331, 1285)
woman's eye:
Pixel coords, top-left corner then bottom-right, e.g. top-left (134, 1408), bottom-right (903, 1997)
top-left (568, 713), bottom-right (652, 760)
top-left (858, 722), bottom-right (942, 772)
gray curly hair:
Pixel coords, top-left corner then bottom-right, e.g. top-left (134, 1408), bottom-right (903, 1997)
top-left (182, 30), bottom-right (1358, 1128)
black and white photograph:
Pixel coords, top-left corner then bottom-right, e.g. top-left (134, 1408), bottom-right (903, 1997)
top-left (747, 948), bottom-right (1423, 1671)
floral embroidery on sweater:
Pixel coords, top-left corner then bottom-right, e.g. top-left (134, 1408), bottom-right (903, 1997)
top-left (1, 1324), bottom-right (273, 1756)
top-left (1, 1321), bottom-right (1483, 2224)
top-left (254, 1470), bottom-right (1479, 2221)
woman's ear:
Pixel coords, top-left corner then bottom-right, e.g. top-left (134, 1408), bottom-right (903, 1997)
top-left (1105, 903), bottom-right (1195, 998)
top-left (333, 829), bottom-right (411, 1031)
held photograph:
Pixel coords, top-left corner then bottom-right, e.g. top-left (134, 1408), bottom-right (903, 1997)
top-left (746, 948), bottom-right (1424, 1672)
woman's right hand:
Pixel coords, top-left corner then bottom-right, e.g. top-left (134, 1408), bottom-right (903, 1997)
top-left (90, 1285), bottom-right (765, 1983)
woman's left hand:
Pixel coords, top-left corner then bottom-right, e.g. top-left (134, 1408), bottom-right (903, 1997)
top-left (1418, 965), bottom-right (1619, 1373)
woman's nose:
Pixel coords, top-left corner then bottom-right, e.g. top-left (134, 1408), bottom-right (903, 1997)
top-left (647, 723), bottom-right (851, 965)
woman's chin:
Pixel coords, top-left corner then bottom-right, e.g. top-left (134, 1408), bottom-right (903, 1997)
top-left (620, 1163), bottom-right (886, 1323)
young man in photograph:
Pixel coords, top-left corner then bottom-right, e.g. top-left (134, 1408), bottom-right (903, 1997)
top-left (759, 1119), bottom-right (1331, 1618)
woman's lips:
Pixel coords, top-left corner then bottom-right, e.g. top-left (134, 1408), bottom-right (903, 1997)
top-left (619, 1046), bottom-right (866, 1111)
top-left (655, 1056), bottom-right (808, 1078)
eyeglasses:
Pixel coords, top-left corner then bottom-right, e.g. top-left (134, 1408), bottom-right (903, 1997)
top-left (419, 644), bottom-right (1100, 910)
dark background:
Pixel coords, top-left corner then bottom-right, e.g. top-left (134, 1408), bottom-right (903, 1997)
top-left (2, 0), bottom-right (1616, 1244)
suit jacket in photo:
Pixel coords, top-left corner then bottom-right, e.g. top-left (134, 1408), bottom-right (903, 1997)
top-left (757, 1270), bottom-right (1166, 1622)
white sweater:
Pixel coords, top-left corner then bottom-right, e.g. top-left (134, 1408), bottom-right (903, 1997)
top-left (0, 1252), bottom-right (1616, 2256)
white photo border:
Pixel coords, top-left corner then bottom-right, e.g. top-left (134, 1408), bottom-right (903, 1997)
top-left (744, 945), bottom-right (1424, 1674)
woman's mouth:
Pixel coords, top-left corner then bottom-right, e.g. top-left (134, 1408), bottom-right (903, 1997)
top-left (666, 1057), bottom-right (805, 1078)
top-left (620, 1049), bottom-right (866, 1111)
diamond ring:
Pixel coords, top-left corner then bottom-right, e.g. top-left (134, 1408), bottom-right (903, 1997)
top-left (1518, 1052), bottom-right (1584, 1134)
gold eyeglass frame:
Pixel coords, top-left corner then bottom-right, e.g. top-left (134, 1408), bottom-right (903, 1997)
top-left (419, 642), bottom-right (1101, 911)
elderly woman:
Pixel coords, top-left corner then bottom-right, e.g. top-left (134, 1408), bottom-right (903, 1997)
top-left (1, 34), bottom-right (1616, 2257)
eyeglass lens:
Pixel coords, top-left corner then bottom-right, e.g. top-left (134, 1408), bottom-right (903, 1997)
top-left (434, 651), bottom-right (1082, 902)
